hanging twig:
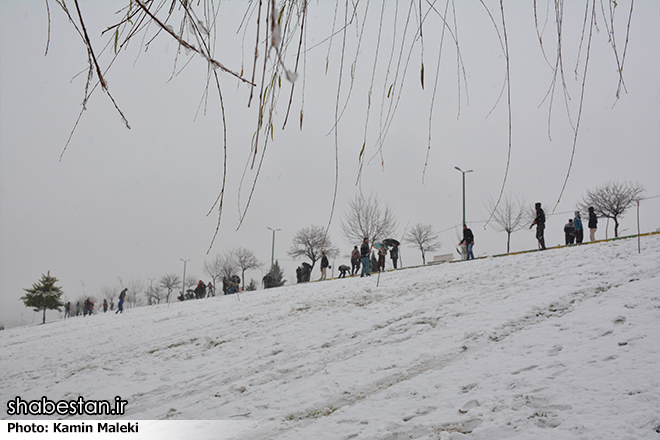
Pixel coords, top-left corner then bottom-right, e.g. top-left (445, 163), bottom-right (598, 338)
top-left (484, 0), bottom-right (512, 228)
top-left (553, 0), bottom-right (596, 213)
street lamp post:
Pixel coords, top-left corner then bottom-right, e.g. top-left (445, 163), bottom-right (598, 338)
top-left (454, 166), bottom-right (473, 226)
top-left (148, 278), bottom-right (155, 304)
top-left (267, 227), bottom-right (281, 270)
top-left (176, 258), bottom-right (190, 306)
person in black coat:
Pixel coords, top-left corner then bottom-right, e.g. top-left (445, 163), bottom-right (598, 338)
top-left (390, 244), bottom-right (399, 269)
top-left (319, 252), bottom-right (330, 280)
top-left (529, 202), bottom-right (547, 250)
top-left (588, 206), bottom-right (598, 242)
top-left (350, 246), bottom-right (361, 276)
top-left (461, 225), bottom-right (475, 260)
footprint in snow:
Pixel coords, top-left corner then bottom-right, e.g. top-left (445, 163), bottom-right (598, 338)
top-left (547, 345), bottom-right (562, 356)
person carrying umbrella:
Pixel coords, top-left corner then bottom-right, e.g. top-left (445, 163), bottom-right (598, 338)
top-left (382, 238), bottom-right (401, 269)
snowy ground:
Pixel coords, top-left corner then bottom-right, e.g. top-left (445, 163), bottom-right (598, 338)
top-left (2, 234), bottom-right (660, 439)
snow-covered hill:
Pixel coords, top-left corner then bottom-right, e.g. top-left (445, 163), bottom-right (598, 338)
top-left (2, 235), bottom-right (660, 439)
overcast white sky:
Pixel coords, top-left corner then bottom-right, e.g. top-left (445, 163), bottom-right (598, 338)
top-left (1, 1), bottom-right (658, 328)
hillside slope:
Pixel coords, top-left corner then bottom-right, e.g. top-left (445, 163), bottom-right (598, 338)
top-left (2, 235), bottom-right (660, 439)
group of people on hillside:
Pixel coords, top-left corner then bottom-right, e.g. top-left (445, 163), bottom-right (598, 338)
top-left (311, 203), bottom-right (600, 281)
top-left (62, 204), bottom-right (604, 317)
top-left (177, 278), bottom-right (242, 301)
top-left (295, 252), bottom-right (335, 283)
top-left (64, 295), bottom-right (117, 319)
top-left (353, 238), bottom-right (399, 278)
top-left (531, 203), bottom-right (599, 250)
top-left (292, 238), bottom-right (402, 283)
top-left (563, 207), bottom-right (598, 245)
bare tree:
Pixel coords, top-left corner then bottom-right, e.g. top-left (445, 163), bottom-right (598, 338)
top-left (235, 247), bottom-right (261, 289)
top-left (341, 193), bottom-right (398, 246)
top-left (126, 279), bottom-right (144, 308)
top-left (159, 273), bottom-right (181, 303)
top-left (145, 284), bottom-right (166, 305)
top-left (203, 253), bottom-right (223, 286)
top-left (101, 286), bottom-right (119, 304)
top-left (404, 223), bottom-right (441, 265)
top-left (577, 181), bottom-right (645, 238)
top-left (487, 194), bottom-right (529, 253)
top-left (288, 225), bottom-right (340, 270)
top-left (217, 249), bottom-right (239, 281)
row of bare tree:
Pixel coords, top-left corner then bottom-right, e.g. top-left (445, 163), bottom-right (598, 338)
top-left (488, 181), bottom-right (645, 253)
top-left (289, 181), bottom-right (646, 269)
top-left (65, 247), bottom-right (267, 316)
top-left (68, 181), bottom-right (644, 313)
top-left (288, 193), bottom-right (442, 267)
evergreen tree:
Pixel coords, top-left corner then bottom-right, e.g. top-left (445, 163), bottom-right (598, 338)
top-left (20, 271), bottom-right (65, 324)
top-left (269, 261), bottom-right (286, 288)
top-left (245, 279), bottom-right (258, 291)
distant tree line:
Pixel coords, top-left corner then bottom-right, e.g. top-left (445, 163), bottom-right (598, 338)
top-left (21, 181), bottom-right (646, 323)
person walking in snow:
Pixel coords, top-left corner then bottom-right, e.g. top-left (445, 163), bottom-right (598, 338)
top-left (64, 301), bottom-right (71, 319)
top-left (564, 219), bottom-right (576, 245)
top-left (319, 251), bottom-right (330, 280)
top-left (360, 238), bottom-right (371, 277)
top-left (370, 251), bottom-right (378, 274)
top-left (103, 299), bottom-right (108, 313)
top-left (76, 301), bottom-right (81, 316)
top-left (116, 288), bottom-right (127, 314)
top-left (588, 206), bottom-right (598, 242)
top-left (461, 225), bottom-right (475, 260)
top-left (390, 244), bottom-right (399, 269)
top-left (530, 202), bottom-right (547, 250)
top-left (350, 246), bottom-right (361, 276)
